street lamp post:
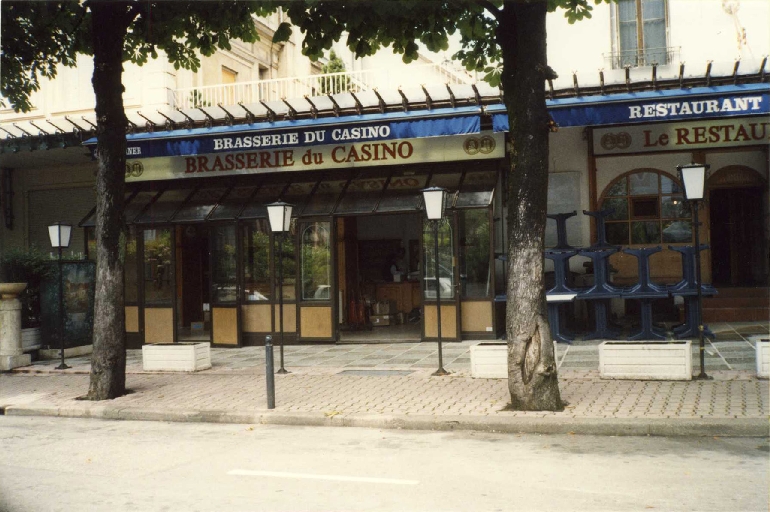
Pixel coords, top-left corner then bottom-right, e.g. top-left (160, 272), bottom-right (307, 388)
top-left (48, 221), bottom-right (72, 370)
top-left (421, 187), bottom-right (450, 377)
top-left (266, 201), bottom-right (293, 375)
top-left (677, 163), bottom-right (710, 380)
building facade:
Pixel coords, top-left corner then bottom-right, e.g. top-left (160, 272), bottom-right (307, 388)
top-left (1, 1), bottom-right (767, 349)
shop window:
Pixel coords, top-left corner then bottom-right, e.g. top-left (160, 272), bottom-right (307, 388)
top-left (274, 220), bottom-right (297, 300)
top-left (601, 171), bottom-right (691, 246)
top-left (611, 0), bottom-right (669, 68)
top-left (125, 228), bottom-right (138, 303)
top-left (211, 225), bottom-right (238, 303)
top-left (143, 228), bottom-right (173, 305)
top-left (300, 222), bottom-right (331, 301)
top-left (423, 221), bottom-right (454, 299)
top-left (241, 220), bottom-right (271, 301)
top-left (459, 209), bottom-right (491, 298)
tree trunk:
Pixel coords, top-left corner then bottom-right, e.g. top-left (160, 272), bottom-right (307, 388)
top-left (86, 2), bottom-right (132, 400)
top-left (499, 1), bottom-right (562, 411)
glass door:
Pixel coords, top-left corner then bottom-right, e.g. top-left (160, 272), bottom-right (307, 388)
top-left (421, 213), bottom-right (461, 341)
top-left (142, 227), bottom-right (175, 344)
top-left (210, 224), bottom-right (240, 346)
top-left (297, 220), bottom-right (335, 341)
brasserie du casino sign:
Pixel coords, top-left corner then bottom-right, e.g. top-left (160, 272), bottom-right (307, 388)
top-left (113, 115), bottom-right (503, 182)
top-left (593, 116), bottom-right (770, 155)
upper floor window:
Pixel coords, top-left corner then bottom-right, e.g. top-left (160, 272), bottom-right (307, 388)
top-left (221, 66), bottom-right (238, 84)
top-left (611, 0), bottom-right (670, 68)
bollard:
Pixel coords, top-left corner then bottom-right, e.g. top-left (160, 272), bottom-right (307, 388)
top-left (265, 335), bottom-right (275, 409)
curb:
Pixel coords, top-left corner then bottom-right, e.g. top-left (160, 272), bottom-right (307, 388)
top-left (3, 404), bottom-right (768, 437)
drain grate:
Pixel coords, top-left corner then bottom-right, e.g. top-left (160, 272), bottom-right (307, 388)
top-left (337, 369), bottom-right (414, 376)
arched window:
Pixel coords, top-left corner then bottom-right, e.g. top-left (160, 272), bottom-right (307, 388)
top-left (600, 170), bottom-right (691, 245)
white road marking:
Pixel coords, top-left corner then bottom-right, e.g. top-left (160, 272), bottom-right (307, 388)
top-left (228, 469), bottom-right (419, 485)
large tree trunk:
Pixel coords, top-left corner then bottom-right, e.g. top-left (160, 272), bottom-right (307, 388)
top-left (499, 1), bottom-right (562, 411)
top-left (86, 2), bottom-right (132, 400)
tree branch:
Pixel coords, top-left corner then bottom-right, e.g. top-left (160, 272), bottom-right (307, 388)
top-left (122, 1), bottom-right (143, 26)
top-left (475, 0), bottom-right (502, 20)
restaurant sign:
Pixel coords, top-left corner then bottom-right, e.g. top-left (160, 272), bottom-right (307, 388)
top-left (592, 116), bottom-right (770, 155)
top-left (124, 132), bottom-right (504, 182)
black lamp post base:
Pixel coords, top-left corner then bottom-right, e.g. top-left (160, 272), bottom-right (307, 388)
top-left (694, 372), bottom-right (712, 380)
top-left (432, 368), bottom-right (450, 377)
top-left (276, 368), bottom-right (290, 374)
top-left (55, 363), bottom-right (71, 370)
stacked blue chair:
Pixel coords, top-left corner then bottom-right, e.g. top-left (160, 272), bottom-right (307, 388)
top-left (622, 246), bottom-right (669, 340)
top-left (668, 244), bottom-right (717, 340)
top-left (544, 212), bottom-right (579, 344)
top-left (578, 209), bottom-right (622, 340)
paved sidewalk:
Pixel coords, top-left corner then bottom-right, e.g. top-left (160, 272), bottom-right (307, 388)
top-left (2, 328), bottom-right (768, 437)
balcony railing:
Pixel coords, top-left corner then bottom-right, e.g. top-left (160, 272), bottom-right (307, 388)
top-left (604, 46), bottom-right (681, 70)
top-left (173, 62), bottom-right (476, 110)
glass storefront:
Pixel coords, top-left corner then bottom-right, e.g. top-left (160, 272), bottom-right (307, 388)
top-left (211, 225), bottom-right (238, 303)
top-left (241, 220), bottom-right (271, 301)
top-left (458, 209), bottom-right (491, 298)
top-left (301, 222), bottom-right (331, 301)
top-left (274, 220), bottom-right (297, 300)
top-left (125, 228), bottom-right (138, 303)
top-left (109, 164), bottom-right (500, 344)
top-left (143, 228), bottom-right (173, 305)
top-left (422, 220), bottom-right (454, 300)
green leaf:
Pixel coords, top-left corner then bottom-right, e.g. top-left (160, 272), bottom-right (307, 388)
top-left (273, 22), bottom-right (293, 44)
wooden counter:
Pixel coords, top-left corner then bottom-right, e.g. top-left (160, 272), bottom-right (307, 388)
top-left (375, 281), bottom-right (421, 314)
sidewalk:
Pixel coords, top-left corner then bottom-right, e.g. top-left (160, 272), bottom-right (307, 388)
top-left (1, 322), bottom-right (768, 437)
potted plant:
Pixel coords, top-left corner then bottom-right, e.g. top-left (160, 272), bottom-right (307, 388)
top-left (0, 246), bottom-right (53, 350)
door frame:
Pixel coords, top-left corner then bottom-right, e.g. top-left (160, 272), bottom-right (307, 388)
top-left (137, 225), bottom-right (178, 345)
top-left (209, 222), bottom-right (242, 347)
top-left (420, 210), bottom-right (462, 342)
top-left (296, 217), bottom-right (337, 342)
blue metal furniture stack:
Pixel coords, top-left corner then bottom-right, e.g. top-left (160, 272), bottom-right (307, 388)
top-left (540, 210), bottom-right (716, 343)
top-left (577, 209), bottom-right (623, 340)
top-left (668, 244), bottom-right (717, 340)
top-left (621, 246), bottom-right (669, 340)
top-left (544, 212), bottom-right (579, 344)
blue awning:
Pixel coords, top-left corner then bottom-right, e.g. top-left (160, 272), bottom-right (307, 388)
top-left (84, 106), bottom-right (483, 159)
top-left (490, 83), bottom-right (770, 129)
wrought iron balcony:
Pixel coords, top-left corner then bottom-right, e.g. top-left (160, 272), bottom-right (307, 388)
top-left (604, 46), bottom-right (681, 69)
top-left (173, 62), bottom-right (476, 110)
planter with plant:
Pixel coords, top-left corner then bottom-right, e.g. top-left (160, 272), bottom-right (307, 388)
top-left (0, 246), bottom-right (53, 335)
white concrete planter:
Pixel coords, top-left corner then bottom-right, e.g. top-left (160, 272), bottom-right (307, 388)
top-left (21, 327), bottom-right (42, 352)
top-left (470, 343), bottom-right (507, 378)
top-left (748, 336), bottom-right (769, 379)
top-left (599, 341), bottom-right (691, 380)
top-left (142, 342), bottom-right (211, 372)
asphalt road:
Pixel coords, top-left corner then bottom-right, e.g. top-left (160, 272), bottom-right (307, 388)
top-left (0, 416), bottom-right (767, 512)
